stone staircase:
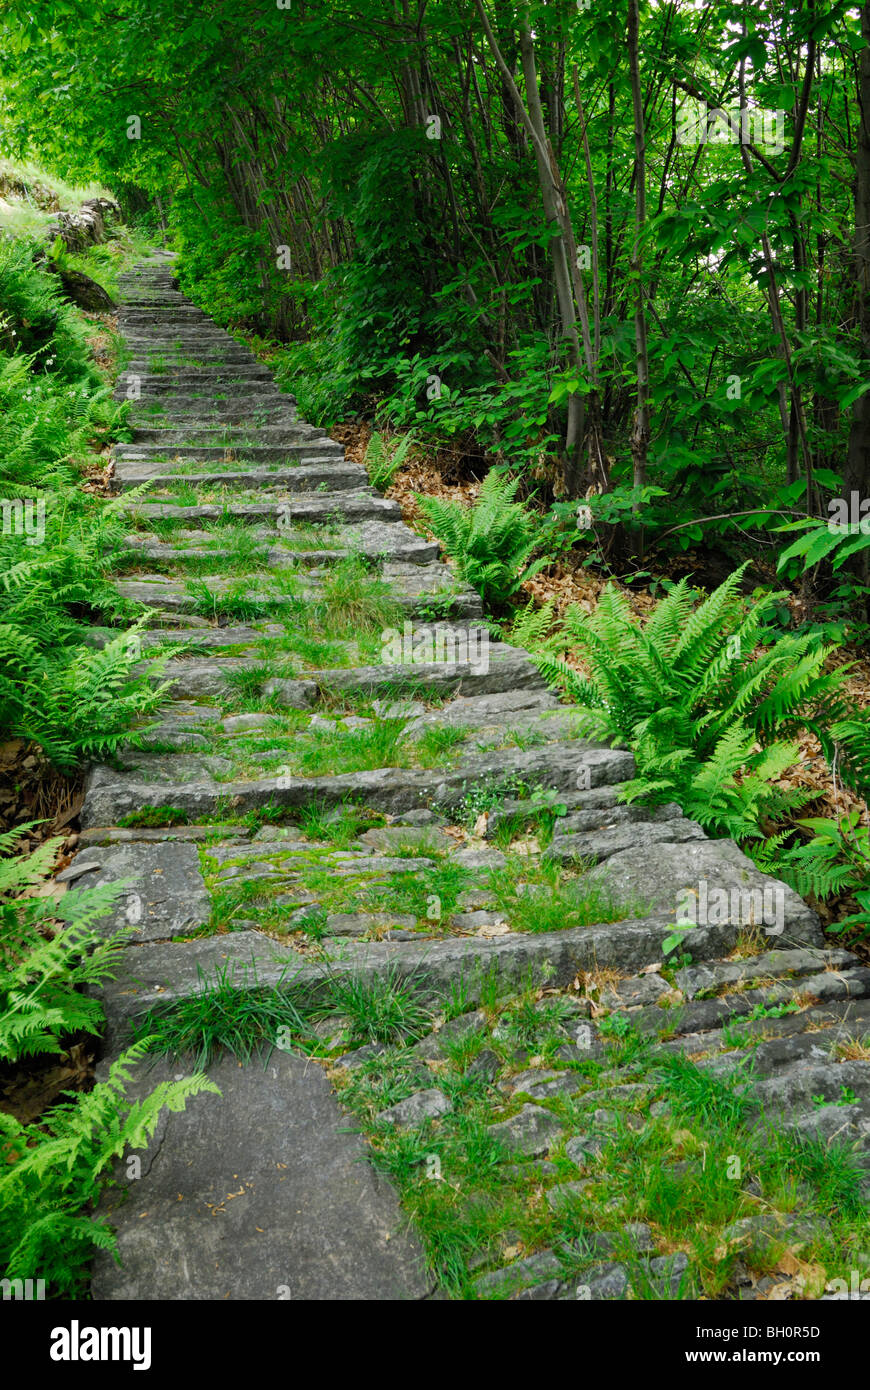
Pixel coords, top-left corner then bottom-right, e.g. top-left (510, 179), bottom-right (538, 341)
top-left (76, 255), bottom-right (870, 1301)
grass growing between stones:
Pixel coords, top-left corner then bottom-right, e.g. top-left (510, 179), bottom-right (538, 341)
top-left (488, 859), bottom-right (647, 934)
top-left (131, 960), bottom-right (310, 1069)
top-left (135, 964), bottom-right (439, 1066)
top-left (328, 992), bottom-right (870, 1300)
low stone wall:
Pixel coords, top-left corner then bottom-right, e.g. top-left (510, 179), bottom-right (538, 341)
top-left (45, 196), bottom-right (121, 254)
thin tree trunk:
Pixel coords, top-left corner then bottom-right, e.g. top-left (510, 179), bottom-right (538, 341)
top-left (846, 3), bottom-right (870, 513)
top-left (627, 0), bottom-right (650, 499)
top-left (473, 0), bottom-right (587, 491)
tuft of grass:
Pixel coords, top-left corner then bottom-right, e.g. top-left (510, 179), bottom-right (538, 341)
top-left (489, 858), bottom-right (641, 934)
top-left (320, 968), bottom-right (436, 1045)
top-left (117, 806), bottom-right (191, 828)
top-left (132, 961), bottom-right (310, 1068)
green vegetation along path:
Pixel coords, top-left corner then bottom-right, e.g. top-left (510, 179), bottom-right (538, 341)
top-left (78, 255), bottom-right (870, 1301)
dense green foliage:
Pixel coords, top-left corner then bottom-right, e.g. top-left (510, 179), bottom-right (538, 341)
top-left (0, 827), bottom-right (217, 1295)
top-left (3, 0), bottom-right (870, 592)
top-left (0, 237), bottom-right (169, 769)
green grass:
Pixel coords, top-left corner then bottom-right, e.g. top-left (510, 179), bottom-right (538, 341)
top-left (321, 968), bottom-right (436, 1045)
top-left (296, 800), bottom-right (387, 847)
top-left (132, 960), bottom-right (311, 1068)
top-left (328, 994), bottom-right (870, 1299)
top-left (489, 859), bottom-right (643, 934)
top-left (117, 806), bottom-right (191, 828)
top-left (135, 962), bottom-right (438, 1065)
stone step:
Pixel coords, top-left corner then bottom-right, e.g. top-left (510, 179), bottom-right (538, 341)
top-left (661, 992), bottom-right (870, 1064)
top-left (114, 443), bottom-right (345, 463)
top-left (92, 913), bottom-right (754, 1060)
top-left (128, 426), bottom-right (333, 448)
top-left (81, 740), bottom-right (634, 827)
top-left (113, 565), bottom-right (481, 619)
top-left (90, 1051), bottom-right (432, 1300)
top-left (131, 397), bottom-right (296, 417)
top-left (122, 347), bottom-right (257, 364)
top-left (119, 321), bottom-right (233, 333)
top-left (113, 461), bottom-right (358, 492)
top-left (122, 532), bottom-right (437, 565)
top-left (119, 367), bottom-right (275, 384)
top-left (88, 622), bottom-right (285, 650)
top-left (674, 946), bottom-right (861, 1001)
top-left (120, 325), bottom-right (235, 339)
top-left (119, 303), bottom-right (201, 308)
top-left (130, 410), bottom-right (299, 427)
top-left (127, 495), bottom-right (400, 524)
top-left (153, 642), bottom-right (542, 702)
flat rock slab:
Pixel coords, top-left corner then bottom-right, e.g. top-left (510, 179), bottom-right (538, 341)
top-left (487, 1103), bottom-right (565, 1156)
top-left (91, 1053), bottom-right (431, 1300)
top-left (81, 741), bottom-right (636, 827)
top-left (97, 914), bottom-right (742, 1054)
top-left (58, 842), bottom-right (211, 942)
top-left (589, 839), bottom-right (824, 949)
top-left (547, 816), bottom-right (706, 865)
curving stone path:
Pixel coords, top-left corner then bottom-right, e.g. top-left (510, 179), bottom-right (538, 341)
top-left (81, 255), bottom-right (870, 1301)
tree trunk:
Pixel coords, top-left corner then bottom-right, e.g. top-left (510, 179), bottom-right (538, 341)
top-left (627, 0), bottom-right (650, 499)
top-left (846, 2), bottom-right (870, 517)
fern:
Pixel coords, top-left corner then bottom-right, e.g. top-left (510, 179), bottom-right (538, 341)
top-left (364, 429), bottom-right (414, 491)
top-left (750, 811), bottom-right (870, 933)
top-left (416, 468), bottom-right (553, 607)
top-left (0, 248), bottom-right (165, 769)
top-left (0, 833), bottom-right (219, 1292)
top-left (512, 562), bottom-right (846, 839)
top-left (0, 1045), bottom-right (218, 1286)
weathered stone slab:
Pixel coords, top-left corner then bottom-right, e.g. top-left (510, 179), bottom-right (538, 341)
top-left (376, 1089), bottom-right (452, 1127)
top-left (487, 1103), bottom-right (565, 1156)
top-left (589, 839), bottom-right (824, 949)
top-left (325, 912), bottom-right (418, 937)
top-left (91, 1053), bottom-right (431, 1300)
top-left (548, 816), bottom-right (707, 865)
top-left (58, 842), bottom-right (211, 941)
top-left (81, 741), bottom-right (636, 826)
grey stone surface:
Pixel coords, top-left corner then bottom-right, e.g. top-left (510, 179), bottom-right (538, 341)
top-left (358, 826), bottom-right (455, 854)
top-left (91, 1052), bottom-right (431, 1300)
top-left (565, 1134), bottom-right (606, 1165)
top-left (64, 841), bottom-right (211, 941)
top-left (222, 712), bottom-right (278, 732)
top-left (599, 970), bottom-right (675, 1009)
top-left (81, 740), bottom-right (636, 826)
top-left (675, 947), bottom-right (857, 1000)
top-left (487, 1103), bottom-right (564, 1157)
top-left (97, 910), bottom-right (747, 1053)
top-left (589, 839), bottom-right (824, 949)
top-left (549, 816), bottom-right (707, 865)
top-left (451, 910), bottom-right (510, 931)
top-left (473, 1249), bottom-right (563, 1297)
top-left (376, 1088), bottom-right (452, 1127)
